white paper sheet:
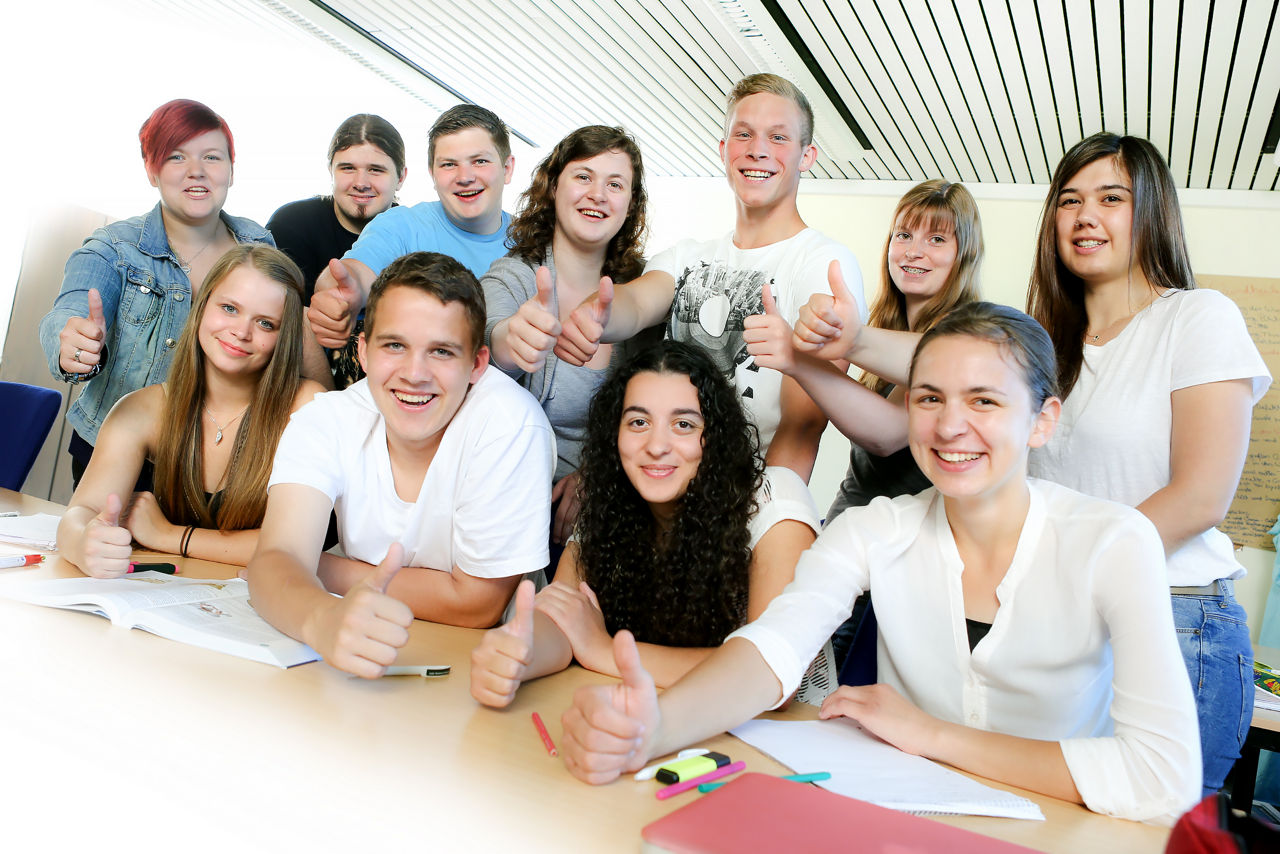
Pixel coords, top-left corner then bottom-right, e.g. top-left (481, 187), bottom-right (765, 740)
top-left (731, 718), bottom-right (1044, 820)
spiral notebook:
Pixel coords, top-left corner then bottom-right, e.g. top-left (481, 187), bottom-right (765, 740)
top-left (730, 718), bottom-right (1044, 819)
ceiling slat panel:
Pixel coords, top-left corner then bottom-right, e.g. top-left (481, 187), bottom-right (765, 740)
top-left (1235, 4), bottom-right (1280, 190)
top-left (868, 0), bottom-right (981, 181)
top-left (924, 0), bottom-right (1016, 182)
top-left (1147, 0), bottom-right (1180, 156)
top-left (1037, 0), bottom-right (1085, 146)
top-left (1007, 1), bottom-right (1068, 172)
top-left (1212, 0), bottom-right (1275, 188)
top-left (1061, 0), bottom-right (1102, 139)
top-left (1168, 0), bottom-right (1211, 182)
top-left (1189, 0), bottom-right (1245, 187)
top-left (949, 0), bottom-right (1036, 182)
top-left (979, 1), bottom-right (1052, 180)
top-left (772, 0), bottom-right (917, 179)
top-left (1122, 0), bottom-right (1151, 138)
top-left (1092, 0), bottom-right (1126, 137)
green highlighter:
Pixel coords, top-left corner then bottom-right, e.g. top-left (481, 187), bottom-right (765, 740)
top-left (655, 751), bottom-right (731, 784)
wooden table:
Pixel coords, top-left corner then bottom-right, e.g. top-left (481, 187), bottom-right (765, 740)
top-left (0, 490), bottom-right (1170, 852)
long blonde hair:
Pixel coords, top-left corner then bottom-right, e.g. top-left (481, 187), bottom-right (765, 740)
top-left (153, 245), bottom-right (306, 530)
top-left (863, 179), bottom-right (983, 393)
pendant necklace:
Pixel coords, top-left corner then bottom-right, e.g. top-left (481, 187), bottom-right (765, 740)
top-left (205, 405), bottom-right (248, 445)
top-left (174, 225), bottom-right (223, 274)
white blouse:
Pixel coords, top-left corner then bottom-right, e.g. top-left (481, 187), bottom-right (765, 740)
top-left (729, 479), bottom-right (1200, 822)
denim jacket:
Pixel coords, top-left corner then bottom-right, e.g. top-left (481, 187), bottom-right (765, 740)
top-left (38, 203), bottom-right (273, 445)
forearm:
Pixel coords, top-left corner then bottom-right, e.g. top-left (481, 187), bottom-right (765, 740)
top-left (183, 527), bottom-right (262, 567)
top-left (300, 329), bottom-right (335, 390)
top-left (525, 610), bottom-right (574, 680)
top-left (246, 547), bottom-right (336, 646)
top-left (789, 356), bottom-right (907, 455)
top-left (486, 318), bottom-right (522, 372)
top-left (763, 376), bottom-right (827, 482)
top-left (633, 643), bottom-right (714, 689)
top-left (926, 722), bottom-right (1081, 804)
top-left (386, 568), bottom-right (516, 628)
top-left (56, 506), bottom-right (98, 569)
top-left (846, 328), bottom-right (919, 387)
top-left (600, 275), bottom-right (672, 343)
top-left (1136, 486), bottom-right (1233, 557)
top-left (649, 638), bottom-right (783, 758)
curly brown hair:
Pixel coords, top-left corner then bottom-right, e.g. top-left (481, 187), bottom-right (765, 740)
top-left (505, 126), bottom-right (647, 282)
top-left (574, 341), bottom-right (763, 647)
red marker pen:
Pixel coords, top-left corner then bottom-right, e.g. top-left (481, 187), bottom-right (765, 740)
top-left (0, 554), bottom-right (43, 569)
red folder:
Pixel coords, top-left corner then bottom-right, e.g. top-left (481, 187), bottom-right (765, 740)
top-left (641, 772), bottom-right (1040, 853)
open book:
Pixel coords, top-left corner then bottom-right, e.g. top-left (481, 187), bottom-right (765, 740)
top-left (0, 571), bottom-right (319, 668)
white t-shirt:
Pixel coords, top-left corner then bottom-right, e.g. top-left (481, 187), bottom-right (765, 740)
top-left (646, 229), bottom-right (865, 450)
top-left (748, 466), bottom-right (821, 548)
top-left (269, 368), bottom-right (556, 579)
top-left (729, 479), bottom-right (1200, 822)
top-left (1029, 288), bottom-right (1270, 587)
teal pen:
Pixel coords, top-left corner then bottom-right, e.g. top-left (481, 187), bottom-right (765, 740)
top-left (698, 771), bottom-right (830, 793)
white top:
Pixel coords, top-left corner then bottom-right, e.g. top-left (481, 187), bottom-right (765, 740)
top-left (747, 466), bottom-right (821, 547)
top-left (729, 479), bottom-right (1201, 822)
top-left (646, 229), bottom-right (865, 450)
top-left (269, 368), bottom-right (556, 578)
top-left (1029, 288), bottom-right (1270, 586)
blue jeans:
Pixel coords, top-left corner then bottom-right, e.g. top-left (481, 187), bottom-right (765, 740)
top-left (1172, 583), bottom-right (1253, 795)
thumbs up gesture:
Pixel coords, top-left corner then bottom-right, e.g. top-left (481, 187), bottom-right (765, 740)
top-left (560, 630), bottom-right (660, 784)
top-left (470, 579), bottom-right (537, 707)
top-left (503, 266), bottom-right (562, 373)
top-left (554, 277), bottom-right (614, 367)
top-left (793, 260), bottom-right (864, 360)
top-left (82, 493), bottom-right (133, 578)
top-left (313, 543), bottom-right (414, 678)
top-left (743, 283), bottom-right (796, 375)
top-left (309, 259), bottom-right (363, 348)
top-left (59, 288), bottom-right (107, 375)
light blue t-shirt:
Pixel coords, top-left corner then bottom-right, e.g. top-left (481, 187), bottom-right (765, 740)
top-left (345, 200), bottom-right (511, 277)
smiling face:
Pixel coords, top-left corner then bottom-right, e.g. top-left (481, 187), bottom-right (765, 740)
top-left (719, 92), bottom-right (816, 211)
top-left (887, 212), bottom-right (958, 307)
top-left (430, 127), bottom-right (514, 235)
top-left (197, 265), bottom-right (286, 378)
top-left (330, 142), bottom-right (403, 232)
top-left (908, 335), bottom-right (1058, 511)
top-left (358, 285), bottom-right (488, 457)
top-left (552, 149), bottom-right (633, 254)
top-left (148, 128), bottom-right (233, 225)
top-left (617, 371), bottom-right (705, 523)
top-left (1054, 155), bottom-right (1138, 288)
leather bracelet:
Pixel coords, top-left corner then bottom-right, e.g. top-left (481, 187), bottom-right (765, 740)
top-left (180, 525), bottom-right (196, 558)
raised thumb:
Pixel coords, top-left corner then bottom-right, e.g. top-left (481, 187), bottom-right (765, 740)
top-left (535, 266), bottom-right (555, 310)
top-left (613, 629), bottom-right (652, 692)
top-left (760, 283), bottom-right (780, 317)
top-left (506, 578), bottom-right (536, 639)
top-left (596, 276), bottom-right (614, 312)
top-left (97, 493), bottom-right (122, 527)
top-left (366, 542), bottom-right (405, 594)
top-left (87, 288), bottom-right (106, 333)
top-left (827, 259), bottom-right (852, 303)
top-left (328, 258), bottom-right (357, 297)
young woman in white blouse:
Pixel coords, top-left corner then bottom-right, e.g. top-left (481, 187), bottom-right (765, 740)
top-left (558, 302), bottom-right (1200, 823)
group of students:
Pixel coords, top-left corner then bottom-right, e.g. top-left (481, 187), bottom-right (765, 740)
top-left (36, 72), bottom-right (1269, 825)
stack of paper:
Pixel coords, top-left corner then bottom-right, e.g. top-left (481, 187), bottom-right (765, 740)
top-left (0, 513), bottom-right (60, 550)
top-left (1254, 660), bottom-right (1280, 712)
top-left (731, 718), bottom-right (1044, 819)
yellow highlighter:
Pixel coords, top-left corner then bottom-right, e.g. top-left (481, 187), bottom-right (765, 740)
top-left (655, 751), bottom-right (731, 784)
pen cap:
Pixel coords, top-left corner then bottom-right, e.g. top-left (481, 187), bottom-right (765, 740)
top-left (655, 751), bottom-right (730, 785)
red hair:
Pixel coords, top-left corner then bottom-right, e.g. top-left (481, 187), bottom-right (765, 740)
top-left (139, 99), bottom-right (235, 175)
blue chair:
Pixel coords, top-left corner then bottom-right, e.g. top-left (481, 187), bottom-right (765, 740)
top-left (0, 381), bottom-right (63, 492)
top-left (837, 596), bottom-right (878, 687)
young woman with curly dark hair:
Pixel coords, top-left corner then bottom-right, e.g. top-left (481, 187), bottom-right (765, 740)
top-left (481, 125), bottom-right (650, 545)
top-left (470, 341), bottom-right (819, 706)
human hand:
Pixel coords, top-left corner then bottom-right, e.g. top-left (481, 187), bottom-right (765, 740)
top-left (504, 266), bottom-right (562, 372)
top-left (792, 260), bottom-right (863, 360)
top-left (469, 579), bottom-right (536, 708)
top-left (818, 683), bottom-right (941, 757)
top-left (550, 471), bottom-right (582, 545)
top-left (553, 276), bottom-right (613, 367)
top-left (743, 284), bottom-right (796, 375)
top-left (123, 491), bottom-right (178, 554)
top-left (560, 630), bottom-right (659, 784)
top-left (536, 581), bottom-right (611, 673)
top-left (82, 493), bottom-right (133, 579)
top-left (307, 543), bottom-right (414, 678)
top-left (59, 288), bottom-right (107, 375)
top-left (308, 259), bottom-right (362, 347)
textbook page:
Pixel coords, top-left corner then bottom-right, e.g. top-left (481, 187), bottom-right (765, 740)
top-left (731, 718), bottom-right (1044, 819)
top-left (0, 572), bottom-right (318, 668)
top-left (0, 513), bottom-right (60, 550)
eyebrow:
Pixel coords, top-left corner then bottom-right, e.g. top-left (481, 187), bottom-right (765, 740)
top-left (911, 382), bottom-right (1007, 395)
top-left (1058, 183), bottom-right (1131, 196)
top-left (622, 405), bottom-right (703, 418)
